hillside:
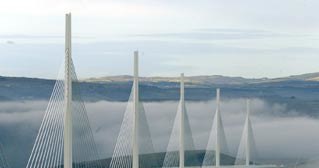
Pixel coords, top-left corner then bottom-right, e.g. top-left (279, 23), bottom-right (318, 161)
top-left (84, 72), bottom-right (319, 85)
top-left (1, 73), bottom-right (319, 117)
top-left (85, 75), bottom-right (264, 85)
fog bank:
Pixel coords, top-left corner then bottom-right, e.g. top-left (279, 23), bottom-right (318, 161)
top-left (0, 99), bottom-right (318, 167)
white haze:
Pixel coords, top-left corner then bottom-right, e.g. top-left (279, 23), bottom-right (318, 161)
top-left (0, 99), bottom-right (319, 167)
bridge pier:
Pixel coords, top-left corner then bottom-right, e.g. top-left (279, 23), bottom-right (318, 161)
top-left (64, 13), bottom-right (73, 168)
top-left (133, 51), bottom-right (139, 168)
top-left (245, 100), bottom-right (251, 166)
top-left (216, 88), bottom-right (221, 167)
top-left (179, 73), bottom-right (185, 168)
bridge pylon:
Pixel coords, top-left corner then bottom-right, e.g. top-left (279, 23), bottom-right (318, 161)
top-left (179, 73), bottom-right (185, 168)
top-left (133, 51), bottom-right (140, 168)
top-left (64, 12), bottom-right (73, 168)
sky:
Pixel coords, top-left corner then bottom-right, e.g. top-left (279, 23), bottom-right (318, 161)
top-left (0, 0), bottom-right (319, 79)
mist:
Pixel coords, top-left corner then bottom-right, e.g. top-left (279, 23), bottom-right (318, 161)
top-left (0, 99), bottom-right (319, 168)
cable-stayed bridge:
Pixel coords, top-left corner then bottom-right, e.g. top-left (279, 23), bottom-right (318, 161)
top-left (25, 13), bottom-right (102, 168)
top-left (22, 13), bottom-right (279, 168)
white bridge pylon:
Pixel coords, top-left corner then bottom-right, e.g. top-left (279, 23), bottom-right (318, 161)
top-left (162, 73), bottom-right (198, 168)
top-left (202, 88), bottom-right (230, 167)
top-left (179, 73), bottom-right (185, 168)
top-left (64, 12), bottom-right (73, 168)
top-left (25, 13), bottom-right (102, 168)
top-left (133, 51), bottom-right (139, 168)
top-left (234, 100), bottom-right (277, 168)
top-left (235, 100), bottom-right (256, 166)
top-left (109, 51), bottom-right (156, 168)
top-left (202, 91), bottom-right (277, 168)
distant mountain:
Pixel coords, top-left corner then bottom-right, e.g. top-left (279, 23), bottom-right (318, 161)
top-left (85, 72), bottom-right (319, 85)
top-left (83, 72), bottom-right (319, 85)
top-left (2, 72), bottom-right (319, 117)
top-left (271, 72), bottom-right (319, 82)
top-left (85, 75), bottom-right (266, 85)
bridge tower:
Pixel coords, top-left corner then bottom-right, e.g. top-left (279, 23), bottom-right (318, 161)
top-left (245, 100), bottom-right (251, 166)
top-left (64, 13), bottom-right (73, 168)
top-left (133, 51), bottom-right (139, 168)
top-left (179, 73), bottom-right (185, 168)
top-left (215, 88), bottom-right (221, 167)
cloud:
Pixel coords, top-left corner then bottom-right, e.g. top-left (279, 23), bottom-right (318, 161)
top-left (0, 34), bottom-right (63, 39)
top-left (133, 28), bottom-right (283, 41)
top-left (0, 99), bottom-right (318, 167)
top-left (2, 36), bottom-right (319, 79)
top-left (5, 41), bottom-right (14, 45)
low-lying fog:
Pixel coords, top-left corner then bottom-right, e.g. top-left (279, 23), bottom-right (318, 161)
top-left (0, 99), bottom-right (319, 168)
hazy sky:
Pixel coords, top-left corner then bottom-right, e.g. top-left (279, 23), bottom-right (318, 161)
top-left (0, 0), bottom-right (319, 79)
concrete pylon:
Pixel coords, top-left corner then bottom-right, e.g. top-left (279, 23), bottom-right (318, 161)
top-left (245, 99), bottom-right (251, 166)
top-left (179, 73), bottom-right (185, 168)
top-left (215, 88), bottom-right (221, 167)
top-left (64, 13), bottom-right (73, 168)
top-left (132, 51), bottom-right (139, 168)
